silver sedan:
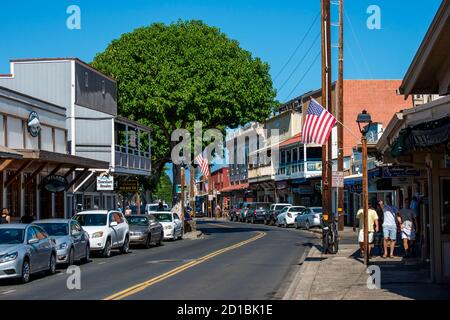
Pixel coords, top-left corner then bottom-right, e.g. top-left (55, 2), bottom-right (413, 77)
top-left (125, 215), bottom-right (163, 248)
top-left (0, 224), bottom-right (57, 283)
top-left (33, 219), bottom-right (90, 266)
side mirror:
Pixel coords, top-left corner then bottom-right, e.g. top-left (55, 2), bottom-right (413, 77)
top-left (28, 238), bottom-right (39, 245)
top-left (110, 221), bottom-right (118, 227)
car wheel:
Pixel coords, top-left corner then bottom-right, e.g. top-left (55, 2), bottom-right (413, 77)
top-left (67, 247), bottom-right (74, 266)
top-left (294, 221), bottom-right (299, 229)
top-left (21, 259), bottom-right (31, 284)
top-left (145, 234), bottom-right (152, 249)
top-left (102, 238), bottom-right (112, 258)
top-left (81, 244), bottom-right (90, 263)
top-left (305, 220), bottom-right (310, 230)
top-left (120, 236), bottom-right (130, 254)
top-left (48, 253), bottom-right (56, 275)
top-left (283, 220), bottom-right (287, 228)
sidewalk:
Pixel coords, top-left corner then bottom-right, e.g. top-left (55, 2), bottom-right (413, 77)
top-left (284, 227), bottom-right (450, 300)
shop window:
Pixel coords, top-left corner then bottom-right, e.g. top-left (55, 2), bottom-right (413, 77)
top-left (6, 171), bottom-right (20, 218)
top-left (55, 192), bottom-right (64, 218)
top-left (442, 178), bottom-right (450, 234)
top-left (24, 173), bottom-right (37, 218)
top-left (40, 188), bottom-right (52, 219)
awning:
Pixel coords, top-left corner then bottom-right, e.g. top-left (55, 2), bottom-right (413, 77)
top-left (221, 183), bottom-right (249, 193)
top-left (279, 133), bottom-right (302, 148)
top-left (16, 149), bottom-right (109, 169)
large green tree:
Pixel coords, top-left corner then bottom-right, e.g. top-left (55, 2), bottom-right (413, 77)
top-left (92, 20), bottom-right (277, 200)
top-left (153, 168), bottom-right (173, 205)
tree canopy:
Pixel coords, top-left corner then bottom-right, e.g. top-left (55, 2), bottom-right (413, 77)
top-left (152, 168), bottom-right (173, 205)
top-left (92, 20), bottom-right (277, 192)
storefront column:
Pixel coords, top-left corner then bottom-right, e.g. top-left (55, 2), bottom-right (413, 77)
top-left (429, 153), bottom-right (442, 282)
top-left (19, 173), bottom-right (24, 218)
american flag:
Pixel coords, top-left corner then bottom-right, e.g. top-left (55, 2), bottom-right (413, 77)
top-left (195, 153), bottom-right (210, 178)
top-left (301, 98), bottom-right (336, 145)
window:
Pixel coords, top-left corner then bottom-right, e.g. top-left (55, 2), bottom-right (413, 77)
top-left (26, 227), bottom-right (37, 242)
top-left (84, 72), bottom-right (89, 88)
top-left (173, 213), bottom-right (180, 221)
top-left (102, 80), bottom-right (106, 95)
top-left (293, 148), bottom-right (298, 163)
top-left (33, 226), bottom-right (47, 240)
top-left (71, 221), bottom-right (82, 234)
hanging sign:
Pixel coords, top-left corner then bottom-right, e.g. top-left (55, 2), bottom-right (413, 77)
top-left (97, 175), bottom-right (114, 191)
top-left (42, 175), bottom-right (68, 193)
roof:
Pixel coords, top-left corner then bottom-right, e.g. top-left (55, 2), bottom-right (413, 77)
top-left (0, 145), bottom-right (23, 160)
top-left (399, 0), bottom-right (450, 96)
top-left (16, 149), bottom-right (109, 169)
top-left (33, 219), bottom-right (72, 224)
top-left (10, 58), bottom-right (117, 83)
top-left (0, 224), bottom-right (27, 229)
top-left (221, 182), bottom-right (249, 192)
top-left (279, 133), bottom-right (302, 148)
top-left (115, 116), bottom-right (152, 132)
top-left (74, 210), bottom-right (110, 215)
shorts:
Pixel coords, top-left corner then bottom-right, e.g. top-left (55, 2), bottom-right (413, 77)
top-left (358, 229), bottom-right (374, 243)
top-left (383, 226), bottom-right (397, 240)
top-left (401, 228), bottom-right (416, 241)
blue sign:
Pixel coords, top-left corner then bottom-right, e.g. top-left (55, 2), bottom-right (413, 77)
top-left (382, 166), bottom-right (420, 178)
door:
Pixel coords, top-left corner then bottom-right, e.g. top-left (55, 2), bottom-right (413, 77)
top-left (70, 221), bottom-right (84, 259)
top-left (117, 212), bottom-right (127, 243)
top-left (148, 215), bottom-right (160, 240)
top-left (108, 212), bottom-right (119, 246)
top-left (32, 226), bottom-right (52, 271)
top-left (441, 178), bottom-right (450, 280)
top-left (25, 226), bottom-right (42, 271)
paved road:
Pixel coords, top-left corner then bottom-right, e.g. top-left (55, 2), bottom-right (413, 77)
top-left (0, 219), bottom-right (319, 300)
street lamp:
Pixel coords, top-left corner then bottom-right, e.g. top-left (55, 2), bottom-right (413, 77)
top-left (356, 110), bottom-right (372, 265)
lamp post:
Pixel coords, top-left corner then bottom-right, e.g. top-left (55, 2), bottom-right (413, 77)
top-left (356, 110), bottom-right (372, 265)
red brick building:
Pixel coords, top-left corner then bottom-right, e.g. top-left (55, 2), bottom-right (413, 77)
top-left (210, 167), bottom-right (231, 211)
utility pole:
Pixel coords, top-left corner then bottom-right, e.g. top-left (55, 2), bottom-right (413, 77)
top-left (362, 136), bottom-right (369, 265)
top-left (181, 166), bottom-right (185, 234)
top-left (321, 0), bottom-right (333, 227)
top-left (190, 164), bottom-right (195, 218)
top-left (337, 0), bottom-right (345, 231)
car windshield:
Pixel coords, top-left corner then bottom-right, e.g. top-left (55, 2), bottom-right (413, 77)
top-left (126, 216), bottom-right (149, 226)
top-left (290, 207), bottom-right (304, 213)
top-left (312, 208), bottom-right (322, 213)
top-left (0, 229), bottom-right (24, 244)
top-left (36, 223), bottom-right (69, 236)
top-left (152, 213), bottom-right (172, 222)
top-left (276, 205), bottom-right (289, 210)
top-left (73, 214), bottom-right (107, 226)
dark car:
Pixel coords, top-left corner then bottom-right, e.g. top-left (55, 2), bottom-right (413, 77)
top-left (246, 203), bottom-right (271, 224)
top-left (229, 203), bottom-right (244, 222)
top-left (126, 215), bottom-right (163, 248)
top-left (264, 203), bottom-right (292, 225)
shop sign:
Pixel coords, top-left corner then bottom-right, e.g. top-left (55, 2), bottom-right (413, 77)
top-left (382, 166), bottom-right (420, 178)
top-left (27, 111), bottom-right (41, 137)
top-left (392, 177), bottom-right (413, 187)
top-left (96, 175), bottom-right (114, 191)
top-left (292, 186), bottom-right (313, 195)
top-left (42, 175), bottom-right (68, 193)
top-left (307, 162), bottom-right (322, 171)
top-left (117, 180), bottom-right (139, 192)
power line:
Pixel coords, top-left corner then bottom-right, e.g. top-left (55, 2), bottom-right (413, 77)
top-left (273, 11), bottom-right (321, 82)
top-left (284, 50), bottom-right (321, 101)
top-left (278, 31), bottom-right (321, 93)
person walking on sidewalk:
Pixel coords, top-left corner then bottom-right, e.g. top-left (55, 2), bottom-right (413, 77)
top-left (0, 208), bottom-right (11, 224)
top-left (398, 198), bottom-right (418, 258)
top-left (379, 199), bottom-right (399, 258)
top-left (354, 203), bottom-right (379, 258)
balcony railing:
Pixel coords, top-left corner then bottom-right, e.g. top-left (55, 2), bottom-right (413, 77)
top-left (276, 161), bottom-right (322, 180)
top-left (115, 145), bottom-right (151, 171)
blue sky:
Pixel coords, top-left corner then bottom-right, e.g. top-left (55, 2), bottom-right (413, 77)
top-left (0, 0), bottom-right (442, 180)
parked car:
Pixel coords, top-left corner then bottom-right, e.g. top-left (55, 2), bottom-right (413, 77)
top-left (239, 202), bottom-right (253, 222)
top-left (276, 206), bottom-right (306, 227)
top-left (150, 212), bottom-right (183, 241)
top-left (294, 207), bottom-right (323, 230)
top-left (126, 215), bottom-right (163, 248)
top-left (32, 219), bottom-right (90, 266)
top-left (0, 224), bottom-right (57, 283)
top-left (229, 203), bottom-right (244, 222)
top-left (146, 203), bottom-right (170, 214)
top-left (246, 203), bottom-right (271, 224)
top-left (73, 210), bottom-right (130, 258)
top-left (264, 203), bottom-right (292, 225)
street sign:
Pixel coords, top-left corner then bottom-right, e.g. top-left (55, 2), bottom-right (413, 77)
top-left (332, 171), bottom-right (344, 188)
top-left (117, 180), bottom-right (139, 192)
top-left (97, 175), bottom-right (114, 191)
top-left (382, 166), bottom-right (420, 178)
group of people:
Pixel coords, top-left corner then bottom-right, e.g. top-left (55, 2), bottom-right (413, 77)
top-left (354, 197), bottom-right (419, 259)
top-left (0, 208), bottom-right (36, 224)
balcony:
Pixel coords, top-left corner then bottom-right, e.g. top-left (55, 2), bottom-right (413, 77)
top-left (275, 161), bottom-right (322, 181)
top-left (113, 117), bottom-right (151, 176)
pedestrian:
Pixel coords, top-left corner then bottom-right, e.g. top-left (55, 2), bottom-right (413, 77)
top-left (379, 199), bottom-right (399, 258)
top-left (398, 198), bottom-right (419, 258)
top-left (20, 212), bottom-right (34, 224)
top-left (1, 208), bottom-right (11, 224)
top-left (374, 200), bottom-right (384, 256)
top-left (158, 200), bottom-right (164, 211)
top-left (125, 206), bottom-right (132, 215)
top-left (354, 203), bottom-right (379, 258)
top-left (215, 204), bottom-right (222, 218)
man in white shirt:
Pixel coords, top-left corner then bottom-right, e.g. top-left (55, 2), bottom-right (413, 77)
top-left (398, 198), bottom-right (418, 258)
top-left (378, 199), bottom-right (398, 258)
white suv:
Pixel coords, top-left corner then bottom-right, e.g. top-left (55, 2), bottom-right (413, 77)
top-left (73, 210), bottom-right (130, 257)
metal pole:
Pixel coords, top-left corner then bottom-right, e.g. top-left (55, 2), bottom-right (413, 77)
top-left (190, 164), bottom-right (195, 218)
top-left (362, 136), bottom-right (369, 265)
top-left (337, 0), bottom-right (345, 231)
top-left (181, 167), bottom-right (185, 234)
top-left (325, 0), bottom-right (333, 228)
top-left (321, 0), bottom-right (328, 227)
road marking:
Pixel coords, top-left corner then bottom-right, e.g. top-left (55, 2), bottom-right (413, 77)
top-left (205, 222), bottom-right (233, 228)
top-left (1, 289), bottom-right (16, 295)
top-left (104, 231), bottom-right (266, 300)
top-left (98, 262), bottom-right (108, 265)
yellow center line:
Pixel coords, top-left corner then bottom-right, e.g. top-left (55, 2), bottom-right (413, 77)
top-left (104, 230), bottom-right (266, 300)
